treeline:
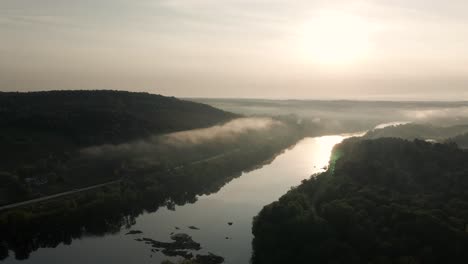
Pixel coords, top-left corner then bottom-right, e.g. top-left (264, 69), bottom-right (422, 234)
top-left (363, 123), bottom-right (468, 141)
top-left (0, 90), bottom-right (237, 204)
top-left (363, 123), bottom-right (468, 149)
top-left (253, 138), bottom-right (468, 264)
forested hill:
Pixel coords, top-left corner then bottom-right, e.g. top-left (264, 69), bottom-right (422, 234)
top-left (0, 90), bottom-right (237, 146)
top-left (0, 90), bottom-right (237, 172)
top-left (253, 138), bottom-right (468, 264)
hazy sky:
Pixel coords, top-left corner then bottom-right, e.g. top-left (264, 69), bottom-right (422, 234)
top-left (1, 0), bottom-right (467, 100)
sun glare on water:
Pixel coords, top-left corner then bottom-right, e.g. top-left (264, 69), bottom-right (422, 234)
top-left (298, 10), bottom-right (373, 67)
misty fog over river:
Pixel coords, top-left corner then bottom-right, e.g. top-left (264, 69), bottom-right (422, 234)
top-left (4, 134), bottom-right (358, 264)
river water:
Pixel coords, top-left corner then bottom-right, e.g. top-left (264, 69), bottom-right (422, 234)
top-left (5, 135), bottom-right (353, 264)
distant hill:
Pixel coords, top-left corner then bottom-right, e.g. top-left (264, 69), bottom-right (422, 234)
top-left (363, 123), bottom-right (468, 141)
top-left (253, 138), bottom-right (468, 264)
top-left (0, 90), bottom-right (237, 170)
top-left (0, 90), bottom-right (237, 145)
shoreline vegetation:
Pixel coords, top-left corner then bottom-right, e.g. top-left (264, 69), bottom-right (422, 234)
top-left (252, 137), bottom-right (468, 264)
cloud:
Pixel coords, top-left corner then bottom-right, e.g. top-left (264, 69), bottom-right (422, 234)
top-left (81, 117), bottom-right (283, 158)
top-left (163, 117), bottom-right (282, 145)
top-left (402, 107), bottom-right (468, 122)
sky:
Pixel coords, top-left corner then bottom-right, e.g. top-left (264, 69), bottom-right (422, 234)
top-left (1, 0), bottom-right (468, 100)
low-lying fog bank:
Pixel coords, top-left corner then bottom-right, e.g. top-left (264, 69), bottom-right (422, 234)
top-left (192, 99), bottom-right (468, 127)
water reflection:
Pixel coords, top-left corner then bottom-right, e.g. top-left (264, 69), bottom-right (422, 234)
top-left (2, 135), bottom-right (353, 264)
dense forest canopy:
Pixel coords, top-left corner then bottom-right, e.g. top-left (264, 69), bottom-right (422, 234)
top-left (253, 138), bottom-right (468, 264)
top-left (0, 90), bottom-right (236, 147)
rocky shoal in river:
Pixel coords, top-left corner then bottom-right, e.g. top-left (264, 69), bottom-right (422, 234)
top-left (128, 230), bottom-right (224, 264)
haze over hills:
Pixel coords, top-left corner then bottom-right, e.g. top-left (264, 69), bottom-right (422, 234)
top-left (0, 90), bottom-right (239, 204)
top-left (0, 90), bottom-right (236, 165)
top-left (192, 98), bottom-right (468, 127)
top-left (363, 123), bottom-right (468, 142)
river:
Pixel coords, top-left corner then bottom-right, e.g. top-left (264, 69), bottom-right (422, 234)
top-left (4, 134), bottom-right (354, 264)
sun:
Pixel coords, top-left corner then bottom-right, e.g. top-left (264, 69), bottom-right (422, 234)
top-left (298, 10), bottom-right (372, 67)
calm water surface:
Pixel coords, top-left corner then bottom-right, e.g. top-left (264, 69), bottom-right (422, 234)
top-left (5, 135), bottom-right (351, 264)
